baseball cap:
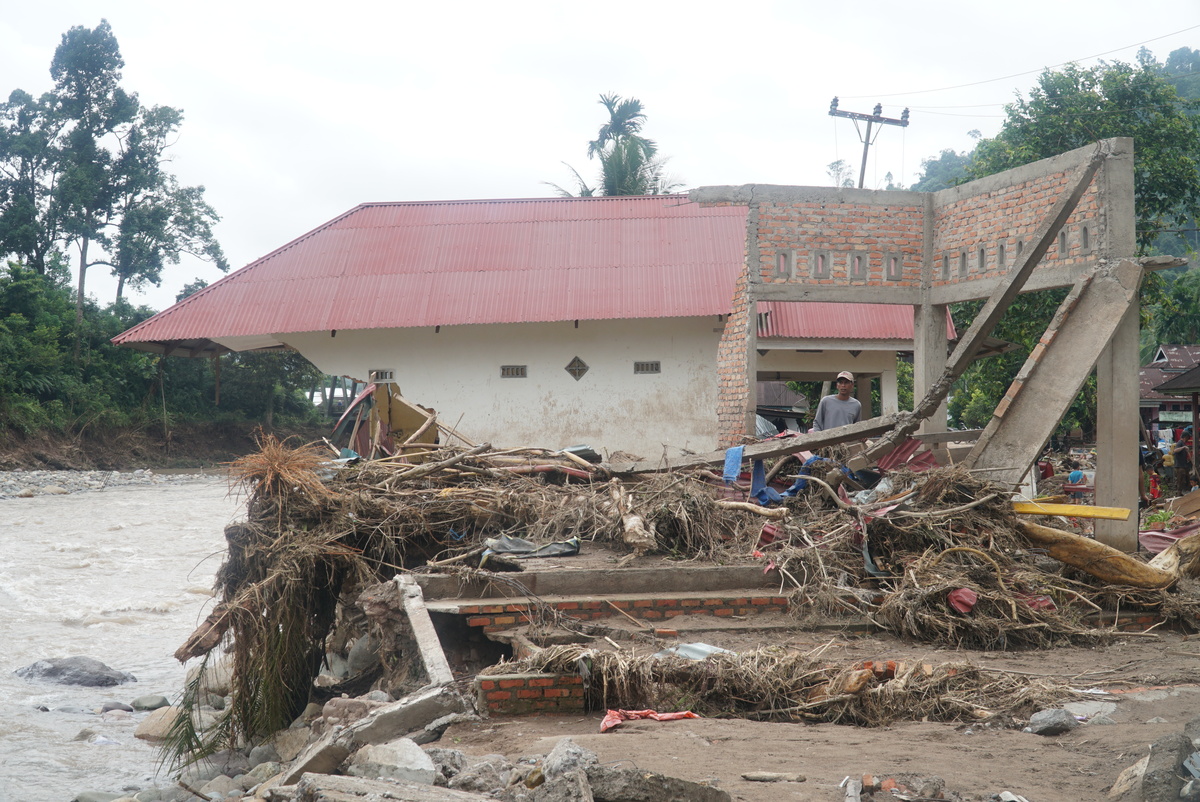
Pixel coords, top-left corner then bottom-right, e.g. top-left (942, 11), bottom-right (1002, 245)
top-left (836, 371), bottom-right (854, 382)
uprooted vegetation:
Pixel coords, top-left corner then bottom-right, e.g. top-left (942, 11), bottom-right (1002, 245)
top-left (167, 434), bottom-right (1200, 765)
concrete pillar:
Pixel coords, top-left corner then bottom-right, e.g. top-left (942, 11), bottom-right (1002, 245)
top-left (856, 377), bottom-right (872, 416)
top-left (880, 365), bottom-right (899, 416)
top-left (913, 304), bottom-right (950, 461)
top-left (1094, 300), bottom-right (1139, 551)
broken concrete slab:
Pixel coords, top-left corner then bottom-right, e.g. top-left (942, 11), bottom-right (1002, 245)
top-left (293, 772), bottom-right (492, 801)
top-left (347, 739), bottom-right (438, 784)
top-left (1142, 732), bottom-right (1192, 802)
top-left (584, 763), bottom-right (732, 802)
top-left (284, 685), bottom-right (472, 785)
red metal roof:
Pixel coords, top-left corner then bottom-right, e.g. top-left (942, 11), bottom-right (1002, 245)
top-left (759, 302), bottom-right (955, 341)
top-left (114, 196), bottom-right (749, 347)
top-left (114, 194), bottom-right (949, 353)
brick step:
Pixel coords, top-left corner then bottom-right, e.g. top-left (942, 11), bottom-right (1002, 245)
top-left (424, 590), bottom-right (790, 632)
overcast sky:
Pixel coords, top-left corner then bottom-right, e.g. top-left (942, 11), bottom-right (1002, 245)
top-left (2, 1), bottom-right (1198, 311)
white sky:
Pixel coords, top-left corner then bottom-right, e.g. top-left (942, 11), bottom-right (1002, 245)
top-left (2, 1), bottom-right (1198, 311)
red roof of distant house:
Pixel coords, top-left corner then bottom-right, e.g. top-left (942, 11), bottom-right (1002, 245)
top-left (759, 301), bottom-right (955, 341)
top-left (113, 194), bottom-right (951, 356)
top-left (1142, 345), bottom-right (1200, 400)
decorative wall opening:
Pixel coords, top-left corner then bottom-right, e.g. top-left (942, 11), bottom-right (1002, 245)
top-left (500, 365), bottom-right (527, 378)
top-left (634, 361), bottom-right (661, 374)
top-left (565, 357), bottom-right (589, 381)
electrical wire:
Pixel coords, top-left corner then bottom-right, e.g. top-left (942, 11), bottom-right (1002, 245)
top-left (840, 23), bottom-right (1200, 100)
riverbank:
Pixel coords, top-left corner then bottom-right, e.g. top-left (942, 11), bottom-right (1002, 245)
top-left (0, 420), bottom-right (331, 472)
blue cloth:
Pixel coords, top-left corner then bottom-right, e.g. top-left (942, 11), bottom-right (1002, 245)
top-left (750, 459), bottom-right (782, 505)
top-left (723, 446), bottom-right (745, 484)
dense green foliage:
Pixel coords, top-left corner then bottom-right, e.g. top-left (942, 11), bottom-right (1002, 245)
top-left (0, 262), bottom-right (324, 436)
top-left (0, 22), bottom-right (321, 440)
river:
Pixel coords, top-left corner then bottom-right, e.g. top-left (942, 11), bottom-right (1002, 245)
top-left (0, 476), bottom-right (243, 802)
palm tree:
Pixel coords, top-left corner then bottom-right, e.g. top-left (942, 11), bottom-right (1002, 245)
top-left (548, 93), bottom-right (680, 197)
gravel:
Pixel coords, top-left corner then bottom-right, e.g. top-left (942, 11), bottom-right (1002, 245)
top-left (0, 468), bottom-right (218, 499)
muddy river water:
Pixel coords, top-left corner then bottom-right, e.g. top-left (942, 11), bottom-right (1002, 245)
top-left (0, 477), bottom-right (242, 802)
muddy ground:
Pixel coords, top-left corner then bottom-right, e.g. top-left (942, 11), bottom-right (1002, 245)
top-left (446, 630), bottom-right (1200, 801)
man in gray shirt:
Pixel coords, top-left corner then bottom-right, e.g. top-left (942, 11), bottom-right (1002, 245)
top-left (811, 370), bottom-right (862, 431)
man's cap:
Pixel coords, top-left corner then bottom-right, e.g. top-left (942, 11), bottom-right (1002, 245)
top-left (836, 371), bottom-right (855, 382)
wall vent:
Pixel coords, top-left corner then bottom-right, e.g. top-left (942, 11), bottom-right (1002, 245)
top-left (634, 361), bottom-right (661, 375)
top-left (500, 365), bottom-right (527, 378)
top-left (368, 369), bottom-right (395, 383)
top-left (565, 357), bottom-right (589, 381)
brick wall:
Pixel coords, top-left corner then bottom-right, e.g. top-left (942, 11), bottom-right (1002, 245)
top-left (476, 672), bottom-right (585, 715)
top-left (754, 200), bottom-right (925, 288)
top-left (715, 264), bottom-right (752, 446)
top-left (931, 169), bottom-right (1102, 288)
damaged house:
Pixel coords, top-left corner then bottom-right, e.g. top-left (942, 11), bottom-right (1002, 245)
top-left (116, 137), bottom-right (1164, 548)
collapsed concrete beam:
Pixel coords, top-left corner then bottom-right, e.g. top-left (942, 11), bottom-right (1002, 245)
top-left (964, 260), bottom-right (1142, 486)
top-left (396, 576), bottom-right (455, 687)
top-left (609, 414), bottom-right (899, 474)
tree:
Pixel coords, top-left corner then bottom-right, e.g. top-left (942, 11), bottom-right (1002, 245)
top-left (826, 159), bottom-right (854, 188)
top-left (550, 93), bottom-right (679, 197)
top-left (909, 148), bottom-right (973, 191)
top-left (970, 55), bottom-right (1200, 251)
top-left (0, 20), bottom-right (226, 336)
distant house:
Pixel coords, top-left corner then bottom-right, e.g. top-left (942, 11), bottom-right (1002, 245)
top-left (113, 195), bottom-right (947, 458)
top-left (1140, 345), bottom-right (1200, 432)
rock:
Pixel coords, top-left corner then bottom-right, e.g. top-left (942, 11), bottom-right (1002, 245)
top-left (347, 634), bottom-right (381, 674)
top-left (1108, 755), bottom-right (1149, 798)
top-left (273, 727), bottom-right (312, 761)
top-left (1142, 732), bottom-right (1191, 802)
top-left (741, 772), bottom-right (806, 782)
top-left (424, 746), bottom-right (468, 786)
top-left (585, 764), bottom-right (732, 802)
top-left (134, 707), bottom-right (181, 742)
top-left (185, 656), bottom-right (234, 696)
top-left (1027, 708), bottom-right (1079, 736)
top-left (448, 754), bottom-right (515, 794)
top-left (16, 656), bottom-right (136, 686)
top-left (101, 700), bottom-right (134, 713)
top-left (321, 695), bottom-right (387, 728)
top-left (43, 484), bottom-right (70, 494)
top-left (505, 767), bottom-right (592, 802)
top-left (72, 793), bottom-right (123, 802)
top-left (131, 695), bottom-right (170, 711)
top-left (248, 742), bottom-right (282, 766)
top-left (247, 761), bottom-right (282, 782)
top-left (74, 727), bottom-right (97, 741)
top-left (543, 739), bottom-right (598, 779)
top-left (199, 774), bottom-right (241, 797)
top-left (16, 488), bottom-right (35, 497)
top-left (347, 738), bottom-right (438, 784)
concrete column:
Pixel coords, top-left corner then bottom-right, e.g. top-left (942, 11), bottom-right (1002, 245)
top-left (856, 377), bottom-right (872, 416)
top-left (880, 365), bottom-right (899, 416)
top-left (913, 304), bottom-right (949, 430)
top-left (1094, 297), bottom-right (1139, 551)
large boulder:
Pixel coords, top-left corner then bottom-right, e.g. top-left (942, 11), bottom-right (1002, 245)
top-left (16, 657), bottom-right (135, 686)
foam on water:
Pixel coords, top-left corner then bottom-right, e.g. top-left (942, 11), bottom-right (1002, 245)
top-left (0, 478), bottom-right (242, 802)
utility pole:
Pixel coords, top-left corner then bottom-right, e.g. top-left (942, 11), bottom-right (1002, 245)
top-left (828, 98), bottom-right (909, 189)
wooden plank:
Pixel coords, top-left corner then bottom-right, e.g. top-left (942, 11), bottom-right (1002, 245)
top-left (610, 414), bottom-right (899, 474)
top-left (1012, 501), bottom-right (1130, 521)
top-left (1016, 520), bottom-right (1174, 589)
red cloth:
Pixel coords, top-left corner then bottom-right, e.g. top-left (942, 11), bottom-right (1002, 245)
top-left (600, 709), bottom-right (701, 733)
top-left (947, 587), bottom-right (978, 613)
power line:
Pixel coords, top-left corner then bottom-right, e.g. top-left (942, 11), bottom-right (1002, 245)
top-left (841, 23), bottom-right (1200, 100)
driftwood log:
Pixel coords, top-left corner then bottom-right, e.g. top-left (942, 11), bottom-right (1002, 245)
top-left (1149, 530), bottom-right (1200, 579)
top-left (1016, 520), bottom-right (1175, 589)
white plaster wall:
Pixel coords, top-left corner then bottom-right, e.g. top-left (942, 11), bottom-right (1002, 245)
top-left (755, 349), bottom-right (899, 414)
top-left (283, 318), bottom-right (723, 459)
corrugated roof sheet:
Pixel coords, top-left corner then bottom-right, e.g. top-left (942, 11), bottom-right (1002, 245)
top-left (114, 194), bottom-right (951, 351)
top-left (115, 196), bottom-right (749, 345)
top-left (759, 302), bottom-right (956, 340)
